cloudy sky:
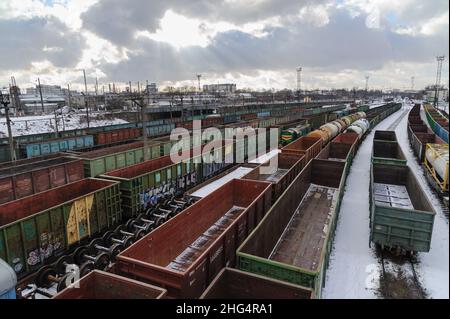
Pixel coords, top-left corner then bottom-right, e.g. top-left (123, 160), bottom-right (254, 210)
top-left (0, 0), bottom-right (448, 91)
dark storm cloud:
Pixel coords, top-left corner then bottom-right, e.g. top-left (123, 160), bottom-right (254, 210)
top-left (0, 17), bottom-right (85, 70)
top-left (100, 10), bottom-right (449, 82)
top-left (81, 0), bottom-right (327, 46)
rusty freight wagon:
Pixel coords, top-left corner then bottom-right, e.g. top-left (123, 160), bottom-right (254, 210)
top-left (333, 132), bottom-right (360, 157)
top-left (0, 152), bottom-right (66, 170)
top-left (371, 130), bottom-right (407, 166)
top-left (0, 178), bottom-right (121, 278)
top-left (116, 179), bottom-right (272, 298)
top-left (242, 152), bottom-right (306, 202)
top-left (280, 135), bottom-right (322, 163)
top-left (53, 270), bottom-right (167, 299)
top-left (0, 157), bottom-right (84, 204)
top-left (316, 140), bottom-right (355, 178)
top-left (407, 105), bottom-right (445, 162)
top-left (200, 268), bottom-right (313, 299)
top-left (78, 141), bottom-right (162, 177)
top-left (237, 159), bottom-right (347, 298)
top-left (94, 128), bottom-right (141, 145)
top-left (370, 163), bottom-right (435, 252)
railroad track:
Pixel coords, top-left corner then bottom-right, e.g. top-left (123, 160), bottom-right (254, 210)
top-left (387, 109), bottom-right (409, 131)
top-left (379, 248), bottom-right (426, 299)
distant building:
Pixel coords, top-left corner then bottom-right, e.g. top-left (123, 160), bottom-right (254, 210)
top-left (203, 83), bottom-right (236, 94)
top-left (425, 85), bottom-right (448, 103)
top-left (25, 85), bottom-right (64, 96)
top-left (146, 83), bottom-right (158, 94)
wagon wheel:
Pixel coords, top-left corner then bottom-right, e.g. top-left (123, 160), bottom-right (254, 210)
top-left (35, 265), bottom-right (56, 288)
top-left (55, 255), bottom-right (75, 275)
top-left (79, 261), bottom-right (95, 277)
top-left (56, 273), bottom-right (73, 292)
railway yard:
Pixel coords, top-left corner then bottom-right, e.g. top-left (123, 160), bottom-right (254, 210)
top-left (0, 100), bottom-right (448, 299)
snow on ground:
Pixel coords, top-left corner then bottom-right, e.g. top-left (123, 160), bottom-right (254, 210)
top-left (0, 112), bottom-right (128, 137)
top-left (190, 166), bottom-right (254, 198)
top-left (395, 106), bottom-right (449, 299)
top-left (322, 106), bottom-right (409, 299)
top-left (324, 102), bottom-right (449, 299)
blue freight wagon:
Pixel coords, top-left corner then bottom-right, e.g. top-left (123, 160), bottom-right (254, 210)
top-left (20, 135), bottom-right (94, 158)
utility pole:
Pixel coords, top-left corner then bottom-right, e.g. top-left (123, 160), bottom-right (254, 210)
top-left (95, 77), bottom-right (99, 111)
top-left (67, 84), bottom-right (71, 109)
top-left (365, 75), bottom-right (370, 100)
top-left (0, 92), bottom-right (16, 161)
top-left (83, 69), bottom-right (90, 128)
top-left (53, 109), bottom-right (59, 136)
top-left (197, 74), bottom-right (202, 92)
top-left (296, 66), bottom-right (302, 103)
top-left (37, 77), bottom-right (45, 113)
top-left (9, 76), bottom-right (20, 116)
top-left (434, 55), bottom-right (445, 109)
top-left (196, 74), bottom-right (202, 117)
top-left (129, 93), bottom-right (149, 160)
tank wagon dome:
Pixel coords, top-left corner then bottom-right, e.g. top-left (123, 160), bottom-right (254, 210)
top-left (0, 258), bottom-right (17, 296)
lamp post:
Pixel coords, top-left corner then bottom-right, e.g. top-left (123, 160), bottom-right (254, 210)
top-left (0, 92), bottom-right (16, 161)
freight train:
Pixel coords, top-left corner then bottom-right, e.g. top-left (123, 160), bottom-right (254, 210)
top-left (423, 103), bottom-right (449, 143)
top-left (407, 104), bottom-right (448, 195)
top-left (108, 102), bottom-right (401, 299)
top-left (0, 103), bottom-right (349, 163)
top-left (1, 102), bottom-right (403, 299)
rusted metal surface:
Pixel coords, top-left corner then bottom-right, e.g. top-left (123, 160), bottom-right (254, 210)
top-left (0, 157), bottom-right (84, 204)
top-left (0, 178), bottom-right (119, 227)
top-left (237, 159), bottom-right (346, 298)
top-left (52, 270), bottom-right (167, 299)
top-left (116, 179), bottom-right (272, 298)
top-left (0, 153), bottom-right (65, 170)
top-left (94, 128), bottom-right (141, 145)
top-left (242, 152), bottom-right (306, 202)
top-left (280, 136), bottom-right (322, 163)
top-left (317, 142), bottom-right (353, 162)
top-left (407, 104), bottom-right (445, 162)
top-left (373, 130), bottom-right (398, 142)
top-left (200, 268), bottom-right (313, 299)
top-left (333, 132), bottom-right (359, 145)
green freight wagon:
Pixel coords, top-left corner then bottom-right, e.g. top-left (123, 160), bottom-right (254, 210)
top-left (101, 142), bottom-right (234, 218)
top-left (370, 163), bottom-right (435, 252)
top-left (237, 159), bottom-right (347, 298)
top-left (0, 178), bottom-right (121, 278)
top-left (371, 130), bottom-right (407, 166)
top-left (101, 152), bottom-right (202, 218)
top-left (79, 141), bottom-right (162, 177)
